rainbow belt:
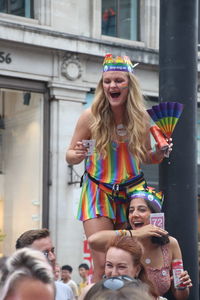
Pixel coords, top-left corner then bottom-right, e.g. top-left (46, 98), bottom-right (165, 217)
top-left (86, 171), bottom-right (146, 203)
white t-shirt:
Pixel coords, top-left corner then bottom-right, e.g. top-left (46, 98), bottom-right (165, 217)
top-left (67, 279), bottom-right (79, 299)
top-left (55, 281), bottom-right (73, 300)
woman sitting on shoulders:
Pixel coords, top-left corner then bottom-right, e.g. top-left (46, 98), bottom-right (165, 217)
top-left (88, 187), bottom-right (192, 300)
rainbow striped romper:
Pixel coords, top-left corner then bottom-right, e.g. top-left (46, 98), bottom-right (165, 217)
top-left (77, 141), bottom-right (146, 224)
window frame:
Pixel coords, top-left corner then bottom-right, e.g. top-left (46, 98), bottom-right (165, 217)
top-left (0, 0), bottom-right (34, 19)
top-left (0, 75), bottom-right (50, 228)
top-left (101, 0), bottom-right (140, 41)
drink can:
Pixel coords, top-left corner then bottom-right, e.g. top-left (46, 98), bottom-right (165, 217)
top-left (172, 259), bottom-right (186, 289)
top-left (150, 126), bottom-right (169, 151)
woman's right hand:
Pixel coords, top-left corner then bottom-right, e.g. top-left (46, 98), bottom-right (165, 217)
top-left (67, 141), bottom-right (88, 164)
top-left (74, 141), bottom-right (88, 158)
top-left (131, 224), bottom-right (168, 239)
top-left (66, 108), bottom-right (93, 165)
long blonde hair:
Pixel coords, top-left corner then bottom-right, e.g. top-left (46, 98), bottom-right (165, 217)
top-left (91, 72), bottom-right (150, 164)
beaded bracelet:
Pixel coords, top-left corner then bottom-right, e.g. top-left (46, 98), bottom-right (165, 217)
top-left (115, 229), bottom-right (128, 236)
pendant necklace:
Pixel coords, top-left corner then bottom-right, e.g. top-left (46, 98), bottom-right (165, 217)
top-left (145, 258), bottom-right (151, 264)
top-left (116, 124), bottom-right (127, 136)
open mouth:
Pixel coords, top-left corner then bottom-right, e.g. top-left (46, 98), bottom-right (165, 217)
top-left (133, 221), bottom-right (144, 229)
top-left (110, 92), bottom-right (121, 99)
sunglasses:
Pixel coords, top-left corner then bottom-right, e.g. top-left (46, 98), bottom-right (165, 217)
top-left (103, 275), bottom-right (138, 290)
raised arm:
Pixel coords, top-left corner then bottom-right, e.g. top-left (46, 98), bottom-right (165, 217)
top-left (89, 225), bottom-right (168, 252)
top-left (66, 108), bottom-right (93, 165)
top-left (170, 237), bottom-right (192, 300)
top-left (88, 230), bottom-right (116, 252)
top-left (143, 124), bottom-right (173, 164)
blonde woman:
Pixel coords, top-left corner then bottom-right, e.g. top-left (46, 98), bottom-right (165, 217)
top-left (66, 54), bottom-right (172, 282)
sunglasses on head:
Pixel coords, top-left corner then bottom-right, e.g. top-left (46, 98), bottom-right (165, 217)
top-left (103, 275), bottom-right (138, 291)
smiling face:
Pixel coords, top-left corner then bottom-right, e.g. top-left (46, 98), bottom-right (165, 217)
top-left (102, 71), bottom-right (129, 108)
top-left (105, 247), bottom-right (140, 278)
top-left (128, 198), bottom-right (152, 230)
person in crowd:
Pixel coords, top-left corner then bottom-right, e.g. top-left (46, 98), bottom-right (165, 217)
top-left (0, 247), bottom-right (55, 300)
top-left (61, 265), bottom-right (79, 300)
top-left (55, 264), bottom-right (62, 281)
top-left (79, 235), bottom-right (158, 300)
top-left (83, 276), bottom-right (155, 300)
top-left (88, 187), bottom-right (192, 300)
top-left (66, 53), bottom-right (172, 281)
top-left (16, 228), bottom-right (73, 300)
top-left (78, 263), bottom-right (90, 295)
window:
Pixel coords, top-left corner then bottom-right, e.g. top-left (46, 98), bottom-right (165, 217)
top-left (102, 0), bottom-right (139, 41)
top-left (0, 76), bottom-right (49, 256)
top-left (0, 0), bottom-right (34, 18)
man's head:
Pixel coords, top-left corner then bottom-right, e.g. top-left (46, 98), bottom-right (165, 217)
top-left (16, 229), bottom-right (56, 270)
top-left (54, 264), bottom-right (61, 281)
top-left (61, 265), bottom-right (73, 283)
top-left (78, 263), bottom-right (89, 280)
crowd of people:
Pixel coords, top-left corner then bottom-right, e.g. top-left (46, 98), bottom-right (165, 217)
top-left (0, 54), bottom-right (193, 299)
top-left (0, 228), bottom-right (93, 300)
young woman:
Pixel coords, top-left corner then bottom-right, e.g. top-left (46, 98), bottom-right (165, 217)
top-left (88, 187), bottom-right (192, 300)
top-left (66, 54), bottom-right (172, 281)
top-left (80, 236), bottom-right (159, 300)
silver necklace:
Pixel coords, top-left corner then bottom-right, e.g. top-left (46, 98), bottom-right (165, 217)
top-left (116, 124), bottom-right (127, 136)
top-left (145, 258), bottom-right (151, 264)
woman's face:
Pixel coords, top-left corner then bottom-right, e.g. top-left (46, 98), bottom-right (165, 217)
top-left (128, 197), bottom-right (151, 230)
top-left (5, 278), bottom-right (55, 300)
top-left (105, 247), bottom-right (140, 278)
top-left (102, 71), bottom-right (129, 108)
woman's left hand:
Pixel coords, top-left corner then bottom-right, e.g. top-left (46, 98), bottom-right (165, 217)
top-left (163, 138), bottom-right (173, 157)
top-left (178, 270), bottom-right (193, 289)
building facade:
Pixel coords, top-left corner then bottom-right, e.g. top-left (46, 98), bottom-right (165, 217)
top-left (0, 0), bottom-right (198, 280)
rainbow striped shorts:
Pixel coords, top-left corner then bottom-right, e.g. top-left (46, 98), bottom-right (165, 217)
top-left (77, 172), bottom-right (146, 224)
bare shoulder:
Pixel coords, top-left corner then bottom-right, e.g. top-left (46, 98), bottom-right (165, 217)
top-left (80, 108), bottom-right (93, 121)
top-left (77, 108), bottom-right (94, 135)
top-left (169, 236), bottom-right (179, 246)
top-left (168, 235), bottom-right (182, 257)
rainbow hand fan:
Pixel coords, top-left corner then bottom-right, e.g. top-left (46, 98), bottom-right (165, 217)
top-left (147, 102), bottom-right (184, 139)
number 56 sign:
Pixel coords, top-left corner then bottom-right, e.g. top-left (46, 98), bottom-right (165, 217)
top-left (0, 52), bottom-right (12, 64)
top-left (150, 213), bottom-right (165, 229)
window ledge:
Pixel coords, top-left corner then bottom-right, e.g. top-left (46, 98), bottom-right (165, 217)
top-left (101, 34), bottom-right (145, 48)
top-left (0, 12), bottom-right (39, 26)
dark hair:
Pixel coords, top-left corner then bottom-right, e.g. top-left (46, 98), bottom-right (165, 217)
top-left (126, 200), bottom-right (169, 246)
top-left (84, 277), bottom-right (154, 300)
top-left (78, 263), bottom-right (89, 270)
top-left (16, 229), bottom-right (50, 249)
top-left (62, 265), bottom-right (73, 273)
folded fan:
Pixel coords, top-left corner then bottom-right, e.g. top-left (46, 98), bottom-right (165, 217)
top-left (147, 102), bottom-right (184, 138)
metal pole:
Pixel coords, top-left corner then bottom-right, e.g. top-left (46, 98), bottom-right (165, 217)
top-left (159, 1), bottom-right (199, 299)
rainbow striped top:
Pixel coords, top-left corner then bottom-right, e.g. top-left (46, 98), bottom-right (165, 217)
top-left (85, 141), bottom-right (141, 184)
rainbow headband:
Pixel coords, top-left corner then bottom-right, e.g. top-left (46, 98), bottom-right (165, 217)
top-left (130, 187), bottom-right (164, 212)
top-left (103, 53), bottom-right (138, 73)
